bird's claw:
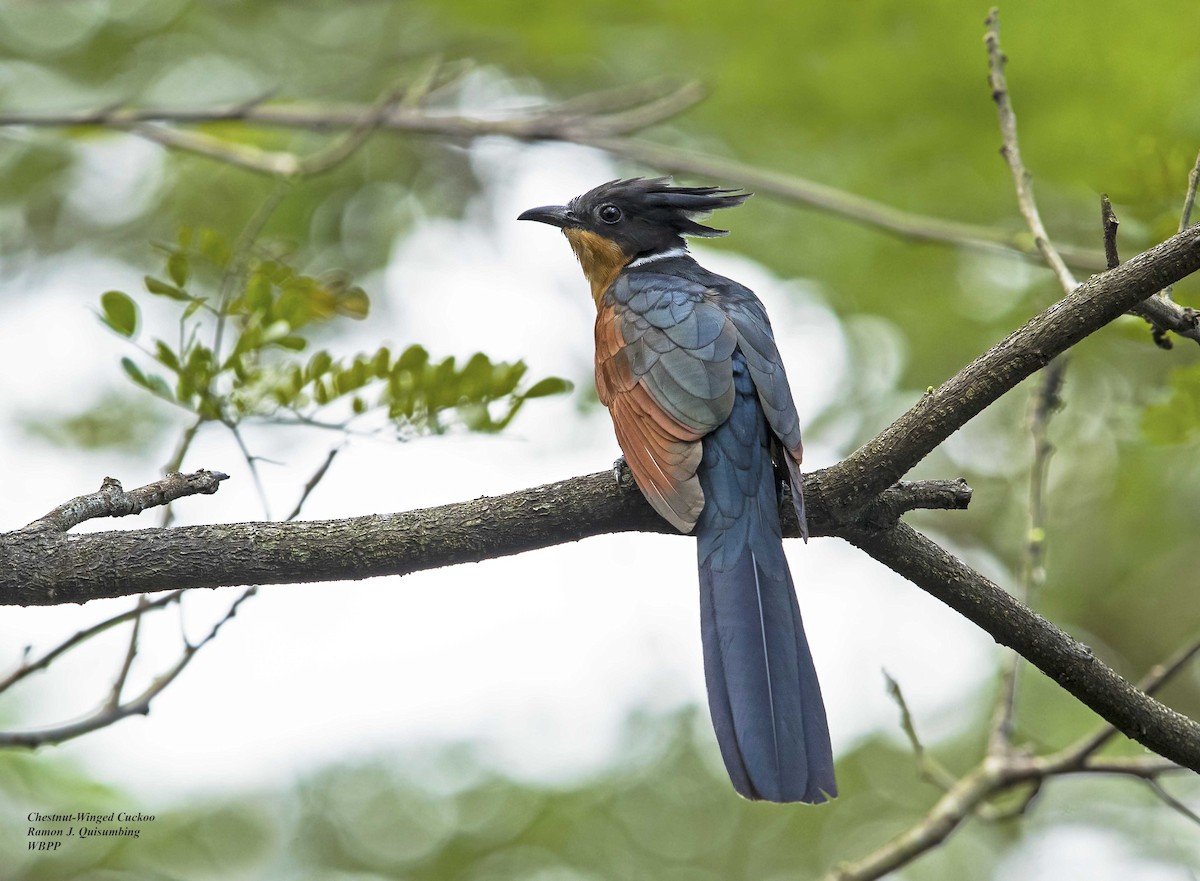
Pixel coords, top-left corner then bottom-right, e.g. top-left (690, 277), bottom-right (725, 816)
top-left (612, 455), bottom-right (636, 488)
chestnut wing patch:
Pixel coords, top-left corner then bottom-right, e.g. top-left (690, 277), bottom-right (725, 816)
top-left (596, 276), bottom-right (738, 533)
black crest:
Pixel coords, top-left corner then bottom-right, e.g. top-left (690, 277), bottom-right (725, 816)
top-left (519, 177), bottom-right (751, 259)
top-left (570, 177), bottom-right (750, 241)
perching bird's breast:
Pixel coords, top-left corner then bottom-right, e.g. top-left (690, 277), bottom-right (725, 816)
top-left (564, 228), bottom-right (629, 306)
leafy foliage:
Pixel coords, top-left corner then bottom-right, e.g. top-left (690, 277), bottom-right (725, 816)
top-left (99, 234), bottom-right (571, 437)
top-left (4, 711), bottom-right (1197, 881)
top-left (22, 390), bottom-right (169, 451)
top-left (1142, 360), bottom-right (1200, 444)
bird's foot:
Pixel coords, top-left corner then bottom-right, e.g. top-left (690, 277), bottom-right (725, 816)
top-left (612, 455), bottom-right (636, 489)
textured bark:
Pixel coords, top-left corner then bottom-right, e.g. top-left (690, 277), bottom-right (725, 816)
top-left (0, 475), bottom-right (967, 606)
top-left (812, 221), bottom-right (1200, 521)
top-left (846, 523), bottom-right (1200, 774)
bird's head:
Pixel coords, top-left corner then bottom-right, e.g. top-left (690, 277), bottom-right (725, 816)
top-left (518, 177), bottom-right (749, 304)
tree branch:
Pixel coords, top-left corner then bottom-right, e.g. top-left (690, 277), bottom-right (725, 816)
top-left (0, 86), bottom-right (1111, 272)
top-left (0, 590), bottom-right (185, 694)
top-left (19, 470), bottom-right (229, 533)
top-left (0, 586), bottom-right (255, 748)
top-left (0, 474), bottom-right (968, 606)
top-left (812, 220), bottom-right (1200, 523)
top-left (843, 522), bottom-right (1200, 774)
top-left (985, 9), bottom-right (1077, 293)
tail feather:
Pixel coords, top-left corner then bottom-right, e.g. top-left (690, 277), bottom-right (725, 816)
top-left (696, 352), bottom-right (835, 804)
top-left (698, 535), bottom-right (835, 803)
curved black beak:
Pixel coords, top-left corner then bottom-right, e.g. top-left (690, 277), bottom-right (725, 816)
top-left (517, 204), bottom-right (576, 229)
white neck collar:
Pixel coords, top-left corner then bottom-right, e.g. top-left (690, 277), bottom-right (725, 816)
top-left (626, 246), bottom-right (688, 269)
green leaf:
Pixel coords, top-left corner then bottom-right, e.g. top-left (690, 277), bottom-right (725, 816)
top-left (338, 286), bottom-right (370, 319)
top-left (101, 291), bottom-right (138, 337)
top-left (154, 340), bottom-right (181, 372)
top-left (244, 271), bottom-right (273, 314)
top-left (522, 376), bottom-right (573, 399)
top-left (262, 320), bottom-right (292, 343)
top-left (144, 275), bottom-right (190, 301)
top-left (370, 346), bottom-right (391, 377)
top-left (306, 350), bottom-right (333, 380)
top-left (121, 356), bottom-right (147, 387)
top-left (168, 251), bottom-right (190, 287)
top-left (397, 345), bottom-right (429, 372)
top-left (145, 373), bottom-right (175, 401)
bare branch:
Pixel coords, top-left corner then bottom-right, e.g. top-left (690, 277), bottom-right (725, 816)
top-left (0, 590), bottom-right (184, 694)
top-left (985, 9), bottom-right (1077, 293)
top-left (845, 523), bottom-right (1200, 774)
top-left (1102, 195), bottom-right (1121, 270)
top-left (160, 417), bottom-right (206, 527)
top-left (825, 763), bottom-right (1008, 881)
top-left (814, 220), bottom-right (1200, 523)
top-left (284, 443), bottom-right (345, 523)
top-left (0, 89), bottom-right (1110, 272)
top-left (1129, 295), bottom-right (1200, 349)
top-left (982, 21), bottom-right (1081, 749)
top-left (1055, 637), bottom-right (1200, 763)
top-left (884, 670), bottom-right (958, 790)
top-left (837, 638), bottom-right (1197, 881)
top-left (18, 470), bottom-right (229, 534)
top-left (1182, 148), bottom-right (1200, 232)
top-left (106, 596), bottom-right (146, 710)
top-left (0, 587), bottom-right (255, 749)
top-left (1114, 181), bottom-right (1200, 349)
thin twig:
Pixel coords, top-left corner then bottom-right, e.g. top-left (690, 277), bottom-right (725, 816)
top-left (1102, 195), bottom-right (1121, 269)
top-left (160, 417), bottom-right (206, 527)
top-left (0, 89), bottom-right (1110, 272)
top-left (212, 184), bottom-right (290, 368)
top-left (825, 764), bottom-right (1013, 881)
top-left (0, 587), bottom-right (256, 749)
top-left (127, 123), bottom-right (303, 175)
top-left (985, 8), bottom-right (1078, 294)
top-left (1132, 149), bottom-right (1200, 347)
top-left (284, 443), bottom-right (345, 522)
top-left (830, 549), bottom-right (1200, 881)
top-left (107, 596), bottom-right (146, 710)
top-left (1142, 778), bottom-right (1200, 826)
top-left (884, 671), bottom-right (958, 790)
top-left (0, 590), bottom-right (185, 694)
top-left (228, 423), bottom-right (271, 520)
top-left (1179, 148), bottom-right (1200, 233)
top-left (292, 66), bottom-right (435, 177)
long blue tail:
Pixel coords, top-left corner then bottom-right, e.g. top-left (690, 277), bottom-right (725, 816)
top-left (696, 352), bottom-right (835, 803)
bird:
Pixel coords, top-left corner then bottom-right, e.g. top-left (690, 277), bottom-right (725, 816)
top-left (519, 178), bottom-right (835, 803)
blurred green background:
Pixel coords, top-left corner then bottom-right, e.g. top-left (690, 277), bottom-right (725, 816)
top-left (1, 0), bottom-right (1198, 878)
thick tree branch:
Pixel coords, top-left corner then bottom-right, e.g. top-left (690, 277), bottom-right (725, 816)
top-left (812, 220), bottom-right (1200, 523)
top-left (844, 522), bottom-right (1200, 774)
top-left (0, 475), bottom-right (968, 606)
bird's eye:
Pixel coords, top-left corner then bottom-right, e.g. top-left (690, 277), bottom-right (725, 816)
top-left (598, 204), bottom-right (622, 224)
